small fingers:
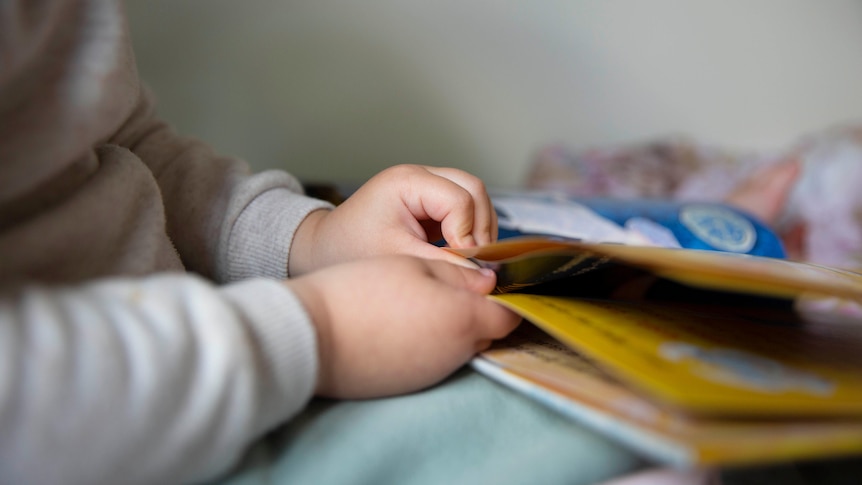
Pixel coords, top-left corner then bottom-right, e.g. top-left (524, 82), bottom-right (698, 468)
top-left (408, 243), bottom-right (482, 269)
top-left (401, 170), bottom-right (477, 247)
top-left (423, 257), bottom-right (497, 294)
top-left (423, 259), bottom-right (522, 340)
top-left (424, 166), bottom-right (497, 246)
top-left (476, 299), bottom-right (522, 340)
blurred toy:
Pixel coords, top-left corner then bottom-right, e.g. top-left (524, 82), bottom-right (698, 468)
top-left (527, 125), bottom-right (862, 270)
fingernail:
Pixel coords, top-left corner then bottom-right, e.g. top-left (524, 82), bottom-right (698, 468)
top-left (478, 267), bottom-right (496, 278)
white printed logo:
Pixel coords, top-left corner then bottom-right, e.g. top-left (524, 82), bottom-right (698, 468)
top-left (680, 204), bottom-right (756, 253)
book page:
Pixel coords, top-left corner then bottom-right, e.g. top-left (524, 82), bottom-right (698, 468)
top-left (475, 328), bottom-right (862, 466)
top-left (451, 237), bottom-right (862, 301)
top-left (491, 294), bottom-right (862, 416)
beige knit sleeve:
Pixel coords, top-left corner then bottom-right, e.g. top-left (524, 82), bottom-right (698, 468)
top-left (109, 87), bottom-right (333, 282)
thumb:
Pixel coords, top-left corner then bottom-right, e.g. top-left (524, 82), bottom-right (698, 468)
top-left (426, 260), bottom-right (498, 295)
top-left (405, 240), bottom-right (481, 269)
top-left (425, 259), bottom-right (522, 342)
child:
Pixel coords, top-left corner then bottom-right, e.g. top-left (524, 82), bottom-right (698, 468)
top-left (0, 2), bottom-right (522, 484)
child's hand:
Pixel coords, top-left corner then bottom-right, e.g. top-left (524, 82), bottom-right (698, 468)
top-left (289, 165), bottom-right (498, 275)
top-left (286, 255), bottom-right (521, 398)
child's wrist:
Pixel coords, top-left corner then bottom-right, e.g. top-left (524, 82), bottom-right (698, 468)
top-left (283, 276), bottom-right (334, 396)
top-left (287, 209), bottom-right (329, 276)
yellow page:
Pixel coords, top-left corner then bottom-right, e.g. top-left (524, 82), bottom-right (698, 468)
top-left (478, 336), bottom-right (862, 466)
top-left (492, 294), bottom-right (862, 417)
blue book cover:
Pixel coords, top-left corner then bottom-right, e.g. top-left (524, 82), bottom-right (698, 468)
top-left (491, 192), bottom-right (785, 259)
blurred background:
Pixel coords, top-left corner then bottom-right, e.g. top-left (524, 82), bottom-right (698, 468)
top-left (126, 0), bottom-right (862, 189)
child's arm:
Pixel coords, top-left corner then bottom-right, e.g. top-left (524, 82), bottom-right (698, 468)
top-left (110, 87), bottom-right (334, 283)
top-left (114, 90), bottom-right (496, 281)
top-left (0, 258), bottom-right (519, 485)
top-left (0, 275), bottom-right (318, 485)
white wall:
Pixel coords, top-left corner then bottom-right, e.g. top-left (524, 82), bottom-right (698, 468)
top-left (127, 0), bottom-right (862, 188)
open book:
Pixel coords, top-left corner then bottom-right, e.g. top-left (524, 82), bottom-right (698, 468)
top-left (450, 237), bottom-right (862, 468)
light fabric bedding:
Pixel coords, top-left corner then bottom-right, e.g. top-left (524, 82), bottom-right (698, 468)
top-left (214, 369), bottom-right (647, 485)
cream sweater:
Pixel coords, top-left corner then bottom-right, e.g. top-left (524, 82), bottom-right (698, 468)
top-left (0, 1), bottom-right (332, 484)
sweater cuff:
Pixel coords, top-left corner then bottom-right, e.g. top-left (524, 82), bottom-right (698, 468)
top-left (221, 278), bottom-right (319, 432)
top-left (224, 188), bottom-right (333, 282)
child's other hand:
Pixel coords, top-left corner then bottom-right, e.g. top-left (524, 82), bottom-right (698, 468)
top-left (286, 255), bottom-right (521, 398)
top-left (290, 165), bottom-right (497, 275)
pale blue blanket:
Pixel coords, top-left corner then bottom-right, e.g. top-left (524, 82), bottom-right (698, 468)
top-left (215, 368), bottom-right (647, 485)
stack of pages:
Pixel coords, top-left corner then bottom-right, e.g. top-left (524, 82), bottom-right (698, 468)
top-left (452, 237), bottom-right (862, 467)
